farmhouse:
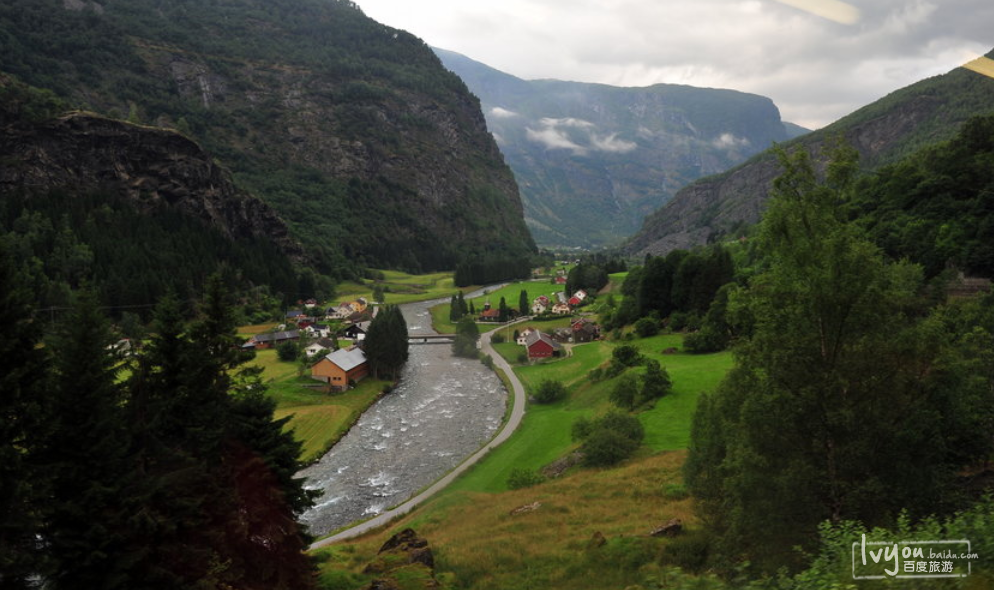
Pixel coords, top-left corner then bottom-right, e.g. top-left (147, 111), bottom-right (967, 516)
top-left (572, 317), bottom-right (600, 343)
top-left (311, 347), bottom-right (369, 391)
top-left (303, 338), bottom-right (338, 359)
top-left (524, 330), bottom-right (561, 359)
top-left (242, 330), bottom-right (300, 350)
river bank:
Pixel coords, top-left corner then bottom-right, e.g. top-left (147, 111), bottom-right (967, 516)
top-left (297, 297), bottom-right (510, 538)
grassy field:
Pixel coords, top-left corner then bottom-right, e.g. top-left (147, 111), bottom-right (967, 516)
top-left (333, 269), bottom-right (463, 306)
top-left (315, 451), bottom-right (697, 590)
top-left (430, 333), bottom-right (731, 497)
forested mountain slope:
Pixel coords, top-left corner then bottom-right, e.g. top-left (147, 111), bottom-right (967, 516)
top-left (0, 0), bottom-right (534, 280)
top-left (436, 48), bottom-right (808, 249)
top-left (624, 49), bottom-right (994, 258)
top-left (0, 75), bottom-right (308, 311)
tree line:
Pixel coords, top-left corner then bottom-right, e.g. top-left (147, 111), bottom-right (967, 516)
top-left (683, 142), bottom-right (994, 574)
top-left (0, 249), bottom-right (318, 589)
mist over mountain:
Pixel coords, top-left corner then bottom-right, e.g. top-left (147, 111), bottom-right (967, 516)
top-left (435, 47), bottom-right (808, 249)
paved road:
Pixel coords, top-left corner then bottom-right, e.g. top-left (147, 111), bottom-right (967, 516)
top-left (309, 321), bottom-right (528, 550)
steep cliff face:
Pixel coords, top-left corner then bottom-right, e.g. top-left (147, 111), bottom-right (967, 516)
top-left (625, 53), bottom-right (994, 258)
top-left (435, 48), bottom-right (806, 249)
top-left (0, 109), bottom-right (303, 260)
top-left (0, 0), bottom-right (534, 274)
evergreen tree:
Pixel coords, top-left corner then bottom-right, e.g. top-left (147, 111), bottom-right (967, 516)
top-left (498, 296), bottom-right (509, 322)
top-left (451, 317), bottom-right (480, 358)
top-left (0, 242), bottom-right (51, 588)
top-left (43, 289), bottom-right (132, 589)
top-left (364, 305), bottom-right (409, 379)
top-left (518, 289), bottom-right (529, 316)
top-left (448, 294), bottom-right (463, 322)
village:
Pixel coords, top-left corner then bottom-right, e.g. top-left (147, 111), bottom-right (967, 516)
top-left (239, 271), bottom-right (601, 393)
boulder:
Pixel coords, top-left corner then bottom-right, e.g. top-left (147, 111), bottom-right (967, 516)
top-left (649, 518), bottom-right (683, 537)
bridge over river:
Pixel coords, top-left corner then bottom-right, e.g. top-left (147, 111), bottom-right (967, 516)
top-left (407, 333), bottom-right (455, 344)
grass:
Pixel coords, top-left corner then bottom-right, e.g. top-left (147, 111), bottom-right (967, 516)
top-left (316, 451), bottom-right (697, 590)
top-left (429, 280), bottom-right (576, 334)
top-left (333, 269), bottom-right (463, 306)
top-left (246, 348), bottom-right (388, 463)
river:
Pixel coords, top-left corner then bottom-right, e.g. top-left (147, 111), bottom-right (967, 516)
top-left (297, 295), bottom-right (508, 537)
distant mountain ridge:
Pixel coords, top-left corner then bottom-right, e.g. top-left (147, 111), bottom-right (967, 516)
top-left (434, 48), bottom-right (808, 249)
top-left (624, 49), bottom-right (994, 258)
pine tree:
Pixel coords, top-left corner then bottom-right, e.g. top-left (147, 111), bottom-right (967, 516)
top-left (498, 296), bottom-right (509, 322)
top-left (0, 242), bottom-right (51, 588)
top-left (518, 289), bottom-right (529, 316)
top-left (43, 289), bottom-right (132, 590)
top-left (364, 305), bottom-right (409, 379)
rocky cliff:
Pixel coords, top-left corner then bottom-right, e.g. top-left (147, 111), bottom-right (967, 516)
top-left (0, 106), bottom-right (302, 261)
top-left (435, 48), bottom-right (808, 249)
top-left (625, 51), bottom-right (994, 258)
top-left (0, 0), bottom-right (534, 276)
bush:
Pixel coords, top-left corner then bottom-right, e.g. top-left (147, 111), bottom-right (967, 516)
top-left (480, 354), bottom-right (494, 369)
top-left (533, 379), bottom-right (567, 404)
top-left (507, 468), bottom-right (545, 490)
top-left (573, 411), bottom-right (644, 467)
top-left (633, 317), bottom-right (659, 338)
top-left (581, 428), bottom-right (640, 467)
top-left (516, 352), bottom-right (528, 365)
top-left (276, 340), bottom-right (299, 361)
top-left (491, 332), bottom-right (506, 344)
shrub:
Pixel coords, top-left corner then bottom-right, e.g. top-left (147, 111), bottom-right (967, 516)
top-left (491, 332), bottom-right (506, 344)
top-left (516, 352), bottom-right (528, 365)
top-left (573, 411), bottom-right (644, 467)
top-left (633, 317), bottom-right (659, 338)
top-left (581, 428), bottom-right (640, 467)
top-left (533, 379), bottom-right (567, 404)
top-left (276, 340), bottom-right (299, 361)
top-left (507, 468), bottom-right (545, 490)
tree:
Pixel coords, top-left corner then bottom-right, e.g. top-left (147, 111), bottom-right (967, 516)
top-left (364, 305), bottom-right (408, 379)
top-left (451, 317), bottom-right (480, 358)
top-left (0, 241), bottom-right (51, 587)
top-left (633, 317), bottom-right (659, 338)
top-left (609, 374), bottom-right (637, 410)
top-left (518, 289), bottom-right (529, 316)
top-left (498, 296), bottom-right (509, 322)
top-left (573, 411), bottom-right (645, 467)
top-left (684, 144), bottom-right (983, 572)
top-left (42, 289), bottom-right (132, 589)
top-left (277, 339), bottom-right (299, 361)
top-left (448, 293), bottom-right (463, 322)
top-left (533, 379), bottom-right (567, 404)
top-left (637, 359), bottom-right (671, 405)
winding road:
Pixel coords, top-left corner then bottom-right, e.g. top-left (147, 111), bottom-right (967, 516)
top-left (309, 320), bottom-right (528, 550)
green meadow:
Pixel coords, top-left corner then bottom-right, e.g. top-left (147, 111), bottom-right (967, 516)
top-left (440, 333), bottom-right (732, 494)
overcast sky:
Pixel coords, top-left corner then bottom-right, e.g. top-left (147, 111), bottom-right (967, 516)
top-left (354, 0), bottom-right (993, 129)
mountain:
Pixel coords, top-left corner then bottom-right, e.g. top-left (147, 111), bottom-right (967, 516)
top-left (624, 49), bottom-right (994, 258)
top-left (0, 74), bottom-right (307, 309)
top-left (0, 0), bottom-right (534, 280)
top-left (434, 48), bottom-right (808, 249)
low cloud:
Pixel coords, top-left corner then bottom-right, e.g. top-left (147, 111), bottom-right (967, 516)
top-left (526, 117), bottom-right (636, 155)
top-left (525, 125), bottom-right (586, 153)
top-left (591, 133), bottom-right (637, 153)
top-left (713, 133), bottom-right (751, 150)
top-left (490, 106), bottom-right (519, 118)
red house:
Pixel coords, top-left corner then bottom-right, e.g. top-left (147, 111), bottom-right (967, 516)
top-left (524, 330), bottom-right (561, 359)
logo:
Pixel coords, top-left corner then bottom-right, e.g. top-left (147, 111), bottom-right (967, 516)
top-left (853, 534), bottom-right (976, 579)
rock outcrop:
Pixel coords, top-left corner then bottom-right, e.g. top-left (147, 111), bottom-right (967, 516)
top-left (0, 110), bottom-right (303, 261)
top-left (362, 529), bottom-right (441, 590)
